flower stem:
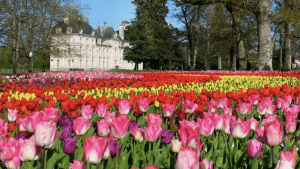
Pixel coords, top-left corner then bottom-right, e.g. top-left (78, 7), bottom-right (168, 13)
top-left (115, 141), bottom-right (119, 169)
top-left (43, 149), bottom-right (48, 169)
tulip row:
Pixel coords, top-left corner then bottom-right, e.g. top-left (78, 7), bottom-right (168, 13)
top-left (0, 71), bottom-right (300, 169)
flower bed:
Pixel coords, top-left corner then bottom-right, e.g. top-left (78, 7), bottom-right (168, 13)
top-left (0, 71), bottom-right (300, 169)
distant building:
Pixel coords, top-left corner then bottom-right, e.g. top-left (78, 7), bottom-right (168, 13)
top-left (50, 17), bottom-right (142, 71)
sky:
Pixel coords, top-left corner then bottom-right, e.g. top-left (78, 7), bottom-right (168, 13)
top-left (79, 0), bottom-right (180, 31)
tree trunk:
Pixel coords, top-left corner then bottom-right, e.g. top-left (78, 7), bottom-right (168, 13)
top-left (229, 44), bottom-right (236, 70)
top-left (205, 40), bottom-right (210, 70)
top-left (280, 29), bottom-right (283, 70)
top-left (218, 54), bottom-right (222, 70)
top-left (256, 0), bottom-right (272, 70)
top-left (283, 23), bottom-right (292, 70)
top-left (238, 39), bottom-right (247, 70)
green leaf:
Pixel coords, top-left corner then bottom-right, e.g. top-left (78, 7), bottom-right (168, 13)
top-left (46, 152), bottom-right (65, 169)
top-left (105, 157), bottom-right (115, 169)
top-left (58, 155), bottom-right (70, 169)
top-left (119, 150), bottom-right (131, 169)
top-left (251, 154), bottom-right (258, 169)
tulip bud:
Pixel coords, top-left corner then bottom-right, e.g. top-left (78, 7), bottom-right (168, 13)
top-left (171, 139), bottom-right (182, 153)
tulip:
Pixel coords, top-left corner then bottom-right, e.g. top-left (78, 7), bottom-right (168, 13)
top-left (254, 126), bottom-right (265, 143)
top-left (0, 118), bottom-right (8, 139)
top-left (63, 137), bottom-right (76, 154)
top-left (277, 97), bottom-right (290, 110)
top-left (144, 113), bottom-right (162, 142)
top-left (160, 129), bottom-right (174, 144)
top-left (73, 117), bottom-right (91, 136)
top-left (15, 133), bottom-right (26, 140)
top-left (222, 115), bottom-right (235, 134)
top-left (69, 160), bottom-right (85, 169)
top-left (118, 99), bottom-right (131, 115)
top-left (128, 121), bottom-right (141, 131)
top-left (248, 117), bottom-right (259, 131)
top-left (264, 121), bottom-right (283, 146)
top-left (178, 121), bottom-right (201, 151)
top-left (198, 117), bottom-right (214, 136)
top-left (17, 116), bottom-right (28, 132)
top-left (247, 139), bottom-right (263, 159)
top-left (130, 128), bottom-right (144, 142)
top-left (103, 146), bottom-right (110, 159)
top-left (207, 100), bottom-right (219, 113)
top-left (199, 158), bottom-right (213, 169)
top-left (7, 109), bottom-right (18, 122)
top-left (218, 97), bottom-right (228, 109)
top-left (213, 113), bottom-right (224, 130)
top-left (95, 103), bottom-right (107, 117)
top-left (161, 103), bottom-right (176, 117)
top-left (285, 114), bottom-right (297, 133)
top-left (236, 102), bottom-right (252, 115)
top-left (42, 107), bottom-right (59, 123)
top-left (34, 121), bottom-right (57, 148)
top-left (108, 140), bottom-right (122, 157)
top-left (20, 135), bottom-right (41, 161)
top-left (248, 94), bottom-right (260, 105)
top-left (27, 111), bottom-right (43, 132)
top-left (83, 136), bottom-right (108, 164)
top-left (296, 96), bottom-right (300, 105)
top-left (230, 118), bottom-right (250, 139)
top-left (182, 100), bottom-right (198, 114)
top-left (283, 104), bottom-right (299, 118)
top-left (275, 151), bottom-right (296, 169)
top-left (257, 97), bottom-right (275, 115)
top-left (261, 115), bottom-right (279, 126)
top-left (58, 114), bottom-right (73, 128)
top-left (138, 97), bottom-right (151, 112)
top-left (81, 104), bottom-right (93, 119)
top-left (171, 139), bottom-right (182, 152)
top-left (223, 107), bottom-right (232, 116)
top-left (109, 114), bottom-right (130, 139)
top-left (144, 165), bottom-right (159, 169)
top-left (175, 147), bottom-right (199, 169)
top-left (97, 119), bottom-right (110, 137)
top-left (104, 111), bottom-right (116, 123)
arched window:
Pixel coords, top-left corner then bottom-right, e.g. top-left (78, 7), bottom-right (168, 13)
top-left (57, 60), bottom-right (60, 67)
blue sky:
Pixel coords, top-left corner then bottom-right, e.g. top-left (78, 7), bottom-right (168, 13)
top-left (80, 0), bottom-right (181, 31)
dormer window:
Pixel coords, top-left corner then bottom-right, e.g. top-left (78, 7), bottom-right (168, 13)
top-left (56, 28), bottom-right (61, 34)
top-left (67, 27), bottom-right (72, 34)
top-left (91, 31), bottom-right (95, 36)
top-left (79, 29), bottom-right (83, 34)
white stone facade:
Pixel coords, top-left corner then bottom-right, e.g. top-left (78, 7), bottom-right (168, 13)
top-left (50, 21), bottom-right (143, 71)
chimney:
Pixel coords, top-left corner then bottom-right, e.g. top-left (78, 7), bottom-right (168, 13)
top-left (83, 18), bottom-right (89, 23)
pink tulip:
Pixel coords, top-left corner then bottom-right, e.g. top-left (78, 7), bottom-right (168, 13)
top-left (264, 121), bottom-right (283, 146)
top-left (199, 158), bottom-right (213, 169)
top-left (223, 107), bottom-right (232, 116)
top-left (97, 119), bottom-right (110, 137)
top-left (104, 111), bottom-right (116, 123)
top-left (2, 138), bottom-right (23, 169)
top-left (69, 160), bottom-right (85, 169)
top-left (109, 114), bottom-right (130, 139)
top-left (198, 117), bottom-right (214, 136)
top-left (171, 139), bottom-right (182, 152)
top-left (0, 118), bottom-right (8, 139)
top-left (175, 147), bottom-right (199, 169)
top-left (144, 113), bottom-right (162, 142)
top-left (275, 151), bottom-right (296, 169)
top-left (180, 119), bottom-right (199, 131)
top-left (138, 97), bottom-right (151, 112)
top-left (178, 120), bottom-right (201, 151)
top-left (257, 97), bottom-right (275, 115)
top-left (230, 118), bottom-right (250, 138)
top-left (103, 146), bottom-right (110, 159)
top-left (27, 111), bottom-right (43, 132)
top-left (7, 109), bottom-right (18, 122)
top-left (283, 104), bottom-right (299, 118)
top-left (20, 135), bottom-right (41, 161)
top-left (161, 103), bottom-right (176, 117)
top-left (255, 126), bottom-right (265, 143)
top-left (144, 165), bottom-right (159, 169)
top-left (203, 111), bottom-right (213, 119)
top-left (207, 100), bottom-right (219, 113)
top-left (296, 96), bottom-right (300, 105)
top-left (73, 117), bottom-right (91, 136)
top-left (236, 102), bottom-right (252, 115)
top-left (118, 99), bottom-right (132, 115)
top-left (218, 97), bottom-right (228, 109)
top-left (84, 136), bottom-right (108, 164)
top-left (95, 103), bottom-right (107, 117)
top-left (182, 99), bottom-right (198, 114)
top-left (81, 104), bottom-right (93, 119)
top-left (213, 113), bottom-right (224, 130)
top-left (248, 117), bottom-right (259, 131)
top-left (223, 115), bottom-right (235, 134)
top-left (42, 107), bottom-right (59, 123)
top-left (285, 114), bottom-right (297, 133)
top-left (248, 94), bottom-right (260, 105)
top-left (130, 128), bottom-right (144, 142)
top-left (34, 121), bottom-right (58, 148)
top-left (17, 116), bottom-right (28, 132)
top-left (247, 139), bottom-right (263, 159)
top-left (261, 115), bottom-right (279, 126)
top-left (277, 97), bottom-right (290, 109)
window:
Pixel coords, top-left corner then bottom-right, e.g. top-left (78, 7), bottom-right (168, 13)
top-left (86, 60), bottom-right (88, 67)
top-left (57, 60), bottom-right (60, 67)
top-left (80, 59), bottom-right (82, 67)
top-left (92, 60), bottom-right (93, 67)
top-left (67, 27), bottom-right (72, 34)
top-left (68, 59), bottom-right (71, 67)
top-left (99, 60), bottom-right (100, 67)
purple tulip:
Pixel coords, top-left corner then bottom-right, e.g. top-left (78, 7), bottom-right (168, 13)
top-left (109, 140), bottom-right (122, 157)
top-left (160, 129), bottom-right (174, 144)
top-left (63, 137), bottom-right (77, 154)
top-left (15, 133), bottom-right (26, 140)
top-left (128, 121), bottom-right (140, 131)
top-left (58, 114), bottom-right (73, 128)
top-left (60, 126), bottom-right (73, 141)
